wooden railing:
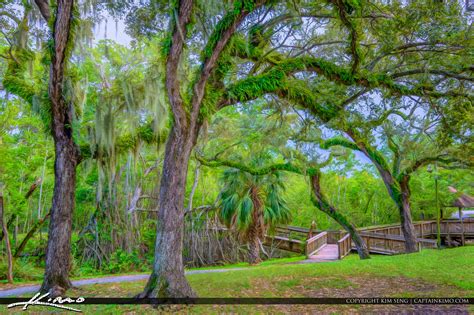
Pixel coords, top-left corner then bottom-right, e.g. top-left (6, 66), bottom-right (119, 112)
top-left (264, 235), bottom-right (305, 253)
top-left (439, 219), bottom-right (474, 235)
top-left (359, 219), bottom-right (474, 238)
top-left (305, 232), bottom-right (327, 257)
top-left (359, 221), bottom-right (436, 236)
top-left (359, 232), bottom-right (438, 254)
top-left (337, 234), bottom-right (351, 259)
top-left (274, 225), bottom-right (308, 242)
top-left (275, 226), bottom-right (342, 242)
top-left (267, 219), bottom-right (474, 257)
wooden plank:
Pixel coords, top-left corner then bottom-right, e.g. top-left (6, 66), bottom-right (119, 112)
top-left (337, 233), bottom-right (351, 259)
top-left (308, 244), bottom-right (339, 261)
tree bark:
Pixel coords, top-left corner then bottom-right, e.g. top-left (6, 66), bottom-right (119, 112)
top-left (139, 126), bottom-right (197, 298)
top-left (398, 176), bottom-right (418, 253)
top-left (248, 186), bottom-right (264, 264)
top-left (41, 140), bottom-right (77, 296)
top-left (379, 178), bottom-right (418, 253)
top-left (34, 0), bottom-right (51, 21)
top-left (24, 178), bottom-right (42, 199)
top-left (248, 229), bottom-right (261, 265)
top-left (0, 194), bottom-right (14, 283)
top-left (139, 0), bottom-right (196, 298)
top-left (310, 174), bottom-right (370, 259)
top-left (378, 176), bottom-right (417, 253)
top-left (40, 0), bottom-right (78, 297)
top-left (0, 214), bottom-right (16, 242)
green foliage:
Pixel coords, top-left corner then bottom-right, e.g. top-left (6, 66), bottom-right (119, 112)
top-left (2, 47), bottom-right (52, 130)
top-left (227, 66), bottom-right (286, 102)
top-left (160, 0), bottom-right (178, 57)
top-left (1, 0), bottom-right (473, 281)
top-left (161, 33), bottom-right (173, 56)
top-left (3, 49), bottom-right (37, 105)
top-left (342, 0), bottom-right (361, 14)
top-left (0, 99), bottom-right (54, 222)
top-left (218, 163), bottom-right (291, 236)
top-left (106, 250), bottom-right (147, 274)
top-left (322, 137), bottom-right (360, 152)
top-left (0, 258), bottom-right (43, 282)
top-left (225, 53), bottom-right (426, 113)
top-left (202, 0), bottom-right (257, 60)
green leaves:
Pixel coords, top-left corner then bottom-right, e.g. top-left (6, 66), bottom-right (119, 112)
top-left (202, 0), bottom-right (259, 60)
top-left (216, 160), bottom-right (291, 239)
top-left (238, 195), bottom-right (254, 227)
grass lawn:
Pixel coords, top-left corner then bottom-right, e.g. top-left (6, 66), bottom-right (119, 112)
top-left (4, 246), bottom-right (474, 314)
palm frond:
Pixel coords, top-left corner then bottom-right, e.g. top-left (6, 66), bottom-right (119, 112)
top-left (217, 163), bottom-right (291, 234)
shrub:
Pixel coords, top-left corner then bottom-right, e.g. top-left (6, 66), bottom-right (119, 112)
top-left (105, 249), bottom-right (145, 274)
top-left (0, 258), bottom-right (42, 282)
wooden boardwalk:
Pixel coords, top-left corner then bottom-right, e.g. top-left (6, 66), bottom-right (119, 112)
top-left (264, 218), bottom-right (474, 260)
top-left (308, 244), bottom-right (339, 261)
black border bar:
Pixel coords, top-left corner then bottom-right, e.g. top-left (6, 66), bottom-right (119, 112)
top-left (1, 298), bottom-right (473, 305)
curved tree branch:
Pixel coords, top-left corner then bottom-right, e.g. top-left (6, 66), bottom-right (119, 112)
top-left (190, 0), bottom-right (268, 130)
top-left (391, 69), bottom-right (474, 82)
top-left (329, 0), bottom-right (361, 73)
top-left (165, 0), bottom-right (194, 130)
top-left (321, 136), bottom-right (360, 152)
top-left (399, 155), bottom-right (469, 179)
top-left (34, 0), bottom-right (51, 22)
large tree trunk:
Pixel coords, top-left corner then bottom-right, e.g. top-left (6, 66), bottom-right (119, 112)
top-left (365, 157), bottom-right (418, 253)
top-left (381, 178), bottom-right (417, 253)
top-left (398, 176), bottom-right (418, 253)
top-left (41, 140), bottom-right (78, 295)
top-left (345, 224), bottom-right (370, 259)
top-left (372, 164), bottom-right (417, 253)
top-left (40, 0), bottom-right (78, 296)
top-left (0, 194), bottom-right (14, 283)
top-left (139, 126), bottom-right (196, 298)
top-left (139, 0), bottom-right (197, 297)
top-left (310, 174), bottom-right (370, 259)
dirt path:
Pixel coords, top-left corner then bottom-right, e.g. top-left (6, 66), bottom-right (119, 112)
top-left (0, 268), bottom-right (246, 297)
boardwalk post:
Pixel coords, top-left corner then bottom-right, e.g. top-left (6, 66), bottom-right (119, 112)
top-left (459, 208), bottom-right (465, 246)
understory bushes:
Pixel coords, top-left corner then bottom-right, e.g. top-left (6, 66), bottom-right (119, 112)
top-left (0, 212), bottom-right (292, 282)
top-left (183, 213), bottom-right (246, 267)
top-left (0, 258), bottom-right (42, 282)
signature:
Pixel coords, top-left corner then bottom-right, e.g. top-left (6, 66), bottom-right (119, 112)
top-left (7, 292), bottom-right (85, 312)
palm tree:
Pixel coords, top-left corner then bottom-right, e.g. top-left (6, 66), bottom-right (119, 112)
top-left (218, 166), bottom-right (291, 264)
